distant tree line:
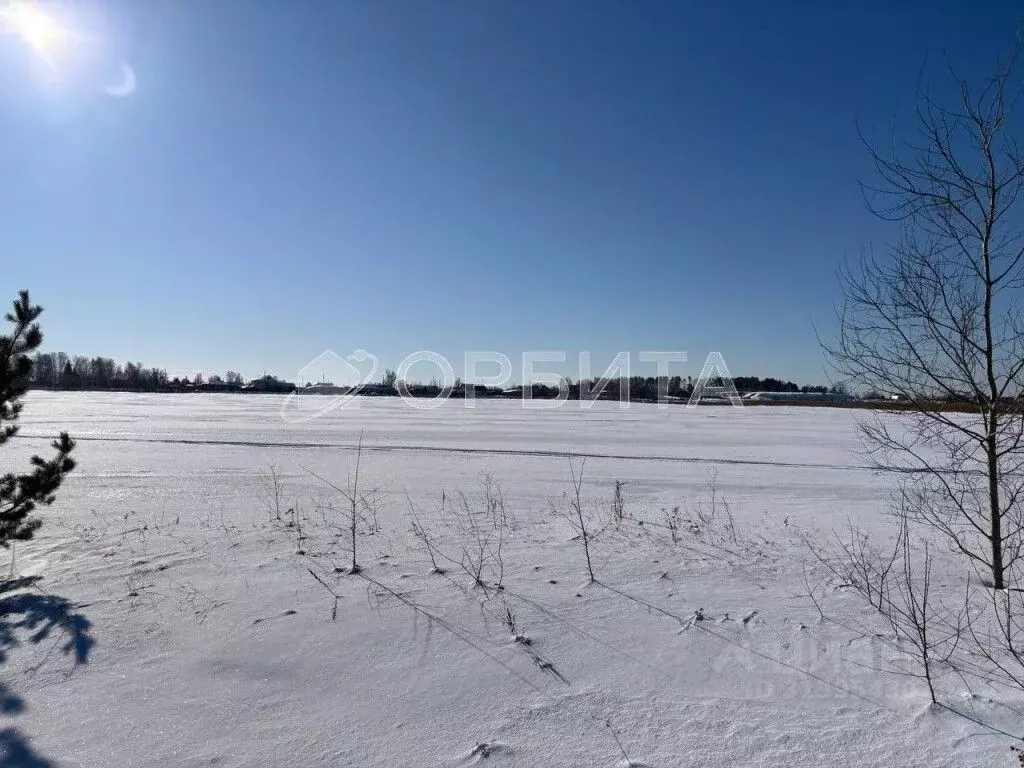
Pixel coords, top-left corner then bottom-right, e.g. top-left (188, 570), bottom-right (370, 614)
top-left (29, 353), bottom-right (249, 391)
top-left (428, 375), bottom-right (843, 401)
top-left (28, 352), bottom-right (847, 399)
top-left (554, 375), bottom-right (843, 401)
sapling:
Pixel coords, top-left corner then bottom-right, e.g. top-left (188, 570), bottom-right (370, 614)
top-left (612, 480), bottom-right (626, 522)
top-left (301, 431), bottom-right (382, 574)
top-left (552, 459), bottom-right (604, 583)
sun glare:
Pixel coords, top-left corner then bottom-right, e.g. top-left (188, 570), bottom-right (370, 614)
top-left (0, 1), bottom-right (67, 64)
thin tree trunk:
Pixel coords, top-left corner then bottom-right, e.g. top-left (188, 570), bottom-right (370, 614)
top-left (983, 188), bottom-right (1004, 589)
top-left (350, 432), bottom-right (363, 573)
top-left (988, 420), bottom-right (1004, 589)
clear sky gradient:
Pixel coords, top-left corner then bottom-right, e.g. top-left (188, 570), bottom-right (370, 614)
top-left (3, 1), bottom-right (1020, 384)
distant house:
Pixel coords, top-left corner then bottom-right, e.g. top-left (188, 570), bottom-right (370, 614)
top-left (244, 375), bottom-right (295, 393)
top-left (301, 381), bottom-right (349, 395)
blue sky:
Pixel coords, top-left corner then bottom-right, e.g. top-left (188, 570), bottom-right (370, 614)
top-left (2, 1), bottom-right (1020, 384)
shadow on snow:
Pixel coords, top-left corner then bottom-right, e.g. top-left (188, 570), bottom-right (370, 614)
top-left (0, 575), bottom-right (93, 768)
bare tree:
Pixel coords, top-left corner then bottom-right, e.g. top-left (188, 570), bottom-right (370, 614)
top-left (828, 40), bottom-right (1024, 589)
top-left (407, 477), bottom-right (510, 592)
top-left (552, 459), bottom-right (602, 582)
top-left (407, 494), bottom-right (447, 575)
top-left (301, 431), bottom-right (381, 574)
top-left (261, 464), bottom-right (285, 522)
top-left (963, 565), bottom-right (1024, 696)
top-left (808, 514), bottom-right (962, 704)
top-left (611, 480), bottom-right (626, 522)
top-left (883, 525), bottom-right (961, 704)
top-left (447, 479), bottom-right (509, 591)
top-left (804, 519), bottom-right (903, 613)
top-left (691, 469), bottom-right (740, 547)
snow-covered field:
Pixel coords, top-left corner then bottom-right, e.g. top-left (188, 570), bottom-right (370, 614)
top-left (2, 393), bottom-right (1015, 766)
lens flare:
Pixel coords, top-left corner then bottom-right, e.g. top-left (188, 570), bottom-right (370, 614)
top-left (0, 1), bottom-right (68, 70)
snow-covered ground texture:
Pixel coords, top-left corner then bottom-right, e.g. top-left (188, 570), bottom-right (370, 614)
top-left (2, 393), bottom-right (1017, 767)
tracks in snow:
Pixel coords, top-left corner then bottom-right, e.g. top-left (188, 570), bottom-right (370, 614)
top-left (17, 432), bottom-right (903, 473)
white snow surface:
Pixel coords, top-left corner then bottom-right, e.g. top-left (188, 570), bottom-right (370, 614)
top-left (1, 392), bottom-right (1016, 766)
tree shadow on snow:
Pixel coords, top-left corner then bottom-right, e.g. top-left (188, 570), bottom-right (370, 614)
top-left (0, 576), bottom-right (94, 767)
top-left (0, 681), bottom-right (52, 767)
top-left (0, 727), bottom-right (54, 768)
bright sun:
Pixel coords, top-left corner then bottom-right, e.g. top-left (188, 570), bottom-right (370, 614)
top-left (0, 1), bottom-right (67, 65)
